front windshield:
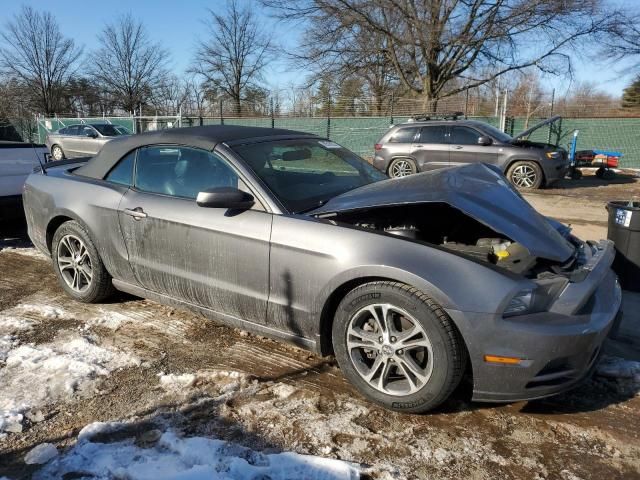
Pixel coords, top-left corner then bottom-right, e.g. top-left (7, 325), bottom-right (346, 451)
top-left (92, 124), bottom-right (128, 137)
top-left (233, 138), bottom-right (387, 213)
top-left (479, 123), bottom-right (513, 143)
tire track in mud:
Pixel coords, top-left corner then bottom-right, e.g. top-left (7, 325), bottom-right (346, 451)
top-left (0, 252), bottom-right (56, 311)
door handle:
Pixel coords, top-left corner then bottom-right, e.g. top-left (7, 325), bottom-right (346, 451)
top-left (453, 145), bottom-right (463, 150)
top-left (414, 144), bottom-right (424, 148)
top-left (123, 207), bottom-right (147, 220)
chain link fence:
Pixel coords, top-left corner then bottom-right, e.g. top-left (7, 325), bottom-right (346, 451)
top-left (8, 90), bottom-right (640, 168)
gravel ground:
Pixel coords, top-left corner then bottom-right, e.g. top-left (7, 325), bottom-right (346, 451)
top-left (0, 175), bottom-right (639, 479)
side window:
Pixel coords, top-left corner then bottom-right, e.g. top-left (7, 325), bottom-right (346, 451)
top-left (388, 127), bottom-right (419, 143)
top-left (451, 127), bottom-right (481, 145)
top-left (134, 146), bottom-right (239, 199)
top-left (82, 126), bottom-right (95, 137)
top-left (105, 151), bottom-right (135, 186)
top-left (419, 126), bottom-right (448, 144)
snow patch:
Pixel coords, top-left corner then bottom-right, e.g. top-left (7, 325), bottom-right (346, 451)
top-left (0, 335), bottom-right (18, 362)
top-left (13, 304), bottom-right (66, 319)
top-left (3, 247), bottom-right (47, 260)
top-left (0, 334), bottom-right (139, 434)
top-left (88, 310), bottom-right (131, 330)
top-left (35, 425), bottom-right (360, 480)
top-left (25, 443), bottom-right (58, 465)
top-left (158, 370), bottom-right (252, 396)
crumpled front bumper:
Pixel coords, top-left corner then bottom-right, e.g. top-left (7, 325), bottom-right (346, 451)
top-left (447, 240), bottom-right (622, 403)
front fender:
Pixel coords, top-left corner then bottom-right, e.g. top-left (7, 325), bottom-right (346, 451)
top-left (269, 215), bottom-right (532, 342)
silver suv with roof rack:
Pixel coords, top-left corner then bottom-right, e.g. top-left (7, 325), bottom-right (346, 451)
top-left (373, 114), bottom-right (569, 189)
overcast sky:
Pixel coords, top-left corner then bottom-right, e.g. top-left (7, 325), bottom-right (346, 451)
top-left (2, 0), bottom-right (636, 97)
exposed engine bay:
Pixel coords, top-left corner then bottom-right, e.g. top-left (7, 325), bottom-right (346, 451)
top-left (322, 203), bottom-right (541, 275)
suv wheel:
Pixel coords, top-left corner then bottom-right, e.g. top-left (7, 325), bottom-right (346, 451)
top-left (388, 158), bottom-right (417, 178)
top-left (507, 161), bottom-right (543, 189)
top-left (332, 281), bottom-right (466, 413)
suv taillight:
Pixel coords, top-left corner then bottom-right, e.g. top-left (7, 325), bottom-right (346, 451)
top-left (374, 143), bottom-right (382, 151)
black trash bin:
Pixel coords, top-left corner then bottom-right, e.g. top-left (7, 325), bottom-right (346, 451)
top-left (606, 200), bottom-right (640, 292)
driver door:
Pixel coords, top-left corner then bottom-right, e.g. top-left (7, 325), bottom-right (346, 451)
top-left (118, 145), bottom-right (272, 325)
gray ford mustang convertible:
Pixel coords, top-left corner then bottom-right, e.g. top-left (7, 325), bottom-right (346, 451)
top-left (23, 125), bottom-right (621, 412)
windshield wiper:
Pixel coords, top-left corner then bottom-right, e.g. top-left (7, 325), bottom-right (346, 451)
top-left (295, 199), bottom-right (329, 214)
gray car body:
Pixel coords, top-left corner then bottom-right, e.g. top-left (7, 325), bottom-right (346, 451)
top-left (373, 119), bottom-right (569, 186)
top-left (45, 123), bottom-right (129, 158)
top-left (23, 125), bottom-right (620, 403)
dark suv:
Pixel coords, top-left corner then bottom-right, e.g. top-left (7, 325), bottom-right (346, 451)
top-left (373, 117), bottom-right (569, 189)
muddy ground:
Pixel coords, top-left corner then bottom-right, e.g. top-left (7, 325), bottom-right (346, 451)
top-left (1, 174), bottom-right (639, 479)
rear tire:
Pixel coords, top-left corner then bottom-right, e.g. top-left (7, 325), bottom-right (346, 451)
top-left (332, 281), bottom-right (466, 413)
top-left (388, 158), bottom-right (417, 178)
top-left (506, 160), bottom-right (543, 189)
top-left (51, 145), bottom-right (65, 161)
top-left (52, 221), bottom-right (114, 303)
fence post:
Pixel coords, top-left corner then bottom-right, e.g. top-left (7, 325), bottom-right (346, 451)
top-left (270, 97), bottom-right (275, 128)
top-left (464, 89), bottom-right (469, 119)
top-left (390, 93), bottom-right (395, 125)
top-left (547, 88), bottom-right (555, 144)
top-left (326, 94), bottom-right (331, 139)
top-left (219, 99), bottom-right (224, 125)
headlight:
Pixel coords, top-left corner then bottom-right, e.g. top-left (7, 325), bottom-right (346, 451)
top-left (503, 279), bottom-right (568, 318)
top-left (545, 151), bottom-right (561, 159)
top-left (504, 289), bottom-right (535, 317)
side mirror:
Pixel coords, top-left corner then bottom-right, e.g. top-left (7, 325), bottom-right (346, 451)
top-left (478, 136), bottom-right (493, 146)
top-left (196, 187), bottom-right (254, 210)
top-left (86, 131), bottom-right (98, 138)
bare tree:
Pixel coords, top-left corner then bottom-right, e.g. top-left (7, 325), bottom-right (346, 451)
top-left (264, 0), bottom-right (620, 107)
top-left (0, 6), bottom-right (82, 114)
top-left (89, 14), bottom-right (168, 113)
top-left (602, 11), bottom-right (640, 70)
top-left (151, 74), bottom-right (189, 115)
top-left (508, 71), bottom-right (546, 128)
top-left (193, 0), bottom-right (272, 116)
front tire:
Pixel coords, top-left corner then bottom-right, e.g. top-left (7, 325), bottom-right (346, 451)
top-left (51, 145), bottom-right (65, 161)
top-left (52, 221), bottom-right (114, 303)
top-left (332, 281), bottom-right (465, 413)
top-left (506, 160), bottom-right (544, 189)
top-left (388, 158), bottom-right (417, 178)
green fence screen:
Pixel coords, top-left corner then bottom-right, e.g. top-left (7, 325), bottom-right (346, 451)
top-left (37, 115), bottom-right (640, 168)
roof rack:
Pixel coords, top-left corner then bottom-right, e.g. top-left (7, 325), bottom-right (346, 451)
top-left (407, 111), bottom-right (464, 122)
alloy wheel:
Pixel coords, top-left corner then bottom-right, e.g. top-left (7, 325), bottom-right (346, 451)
top-left (52, 146), bottom-right (64, 160)
top-left (346, 303), bottom-right (434, 396)
top-left (57, 234), bottom-right (92, 293)
top-left (390, 160), bottom-right (414, 177)
top-left (511, 164), bottom-right (537, 188)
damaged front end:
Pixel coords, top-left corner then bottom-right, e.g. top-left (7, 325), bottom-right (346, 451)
top-left (311, 163), bottom-right (580, 280)
top-left (321, 202), bottom-right (541, 276)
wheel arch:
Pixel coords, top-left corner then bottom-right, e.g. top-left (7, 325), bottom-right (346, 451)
top-left (504, 158), bottom-right (545, 176)
top-left (50, 143), bottom-right (64, 157)
top-left (387, 156), bottom-right (418, 176)
top-left (46, 212), bottom-right (93, 254)
top-left (316, 269), bottom-right (456, 356)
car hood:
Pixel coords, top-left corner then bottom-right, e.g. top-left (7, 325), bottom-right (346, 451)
top-left (310, 163), bottom-right (575, 263)
top-left (512, 115), bottom-right (562, 141)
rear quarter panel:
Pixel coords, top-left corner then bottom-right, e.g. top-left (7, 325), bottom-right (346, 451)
top-left (23, 170), bottom-right (136, 283)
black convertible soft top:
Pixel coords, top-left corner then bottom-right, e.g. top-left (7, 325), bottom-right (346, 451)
top-left (75, 125), bottom-right (314, 179)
